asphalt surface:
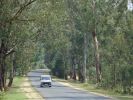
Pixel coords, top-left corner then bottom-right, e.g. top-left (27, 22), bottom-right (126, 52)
top-left (28, 70), bottom-right (113, 100)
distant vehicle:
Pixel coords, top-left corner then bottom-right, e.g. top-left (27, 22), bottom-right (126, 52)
top-left (40, 75), bottom-right (52, 87)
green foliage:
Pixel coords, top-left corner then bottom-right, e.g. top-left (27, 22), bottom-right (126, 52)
top-left (1, 0), bottom-right (133, 95)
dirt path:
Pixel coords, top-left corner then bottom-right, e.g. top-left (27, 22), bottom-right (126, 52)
top-left (20, 78), bottom-right (44, 100)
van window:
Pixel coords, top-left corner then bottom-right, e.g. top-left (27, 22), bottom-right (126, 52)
top-left (41, 77), bottom-right (50, 80)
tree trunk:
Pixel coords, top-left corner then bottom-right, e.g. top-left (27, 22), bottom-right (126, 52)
top-left (8, 67), bottom-right (14, 87)
top-left (113, 63), bottom-right (116, 88)
top-left (1, 60), bottom-right (6, 90)
top-left (8, 53), bottom-right (16, 87)
top-left (78, 65), bottom-right (84, 83)
top-left (0, 65), bottom-right (7, 91)
top-left (72, 57), bottom-right (76, 80)
top-left (77, 59), bottom-right (82, 81)
top-left (0, 40), bottom-right (7, 91)
top-left (8, 76), bottom-right (13, 87)
top-left (63, 58), bottom-right (68, 80)
top-left (64, 70), bottom-right (68, 80)
top-left (92, 30), bottom-right (101, 83)
top-left (91, 0), bottom-right (101, 83)
top-left (83, 33), bottom-right (87, 83)
top-left (71, 53), bottom-right (76, 80)
top-left (72, 64), bottom-right (76, 80)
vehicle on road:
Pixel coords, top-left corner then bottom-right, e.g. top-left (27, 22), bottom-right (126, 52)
top-left (40, 75), bottom-right (52, 87)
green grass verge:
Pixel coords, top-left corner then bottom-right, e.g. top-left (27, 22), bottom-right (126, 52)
top-left (54, 78), bottom-right (133, 100)
top-left (2, 77), bottom-right (27, 100)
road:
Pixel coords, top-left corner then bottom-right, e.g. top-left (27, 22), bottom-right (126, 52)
top-left (28, 70), bottom-right (113, 100)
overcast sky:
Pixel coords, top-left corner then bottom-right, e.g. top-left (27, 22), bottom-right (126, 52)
top-left (128, 0), bottom-right (133, 11)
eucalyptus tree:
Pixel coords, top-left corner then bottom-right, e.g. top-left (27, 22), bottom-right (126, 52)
top-left (0, 0), bottom-right (36, 91)
top-left (88, 0), bottom-right (133, 93)
top-left (22, 0), bottom-right (133, 93)
top-left (0, 0), bottom-right (131, 94)
top-left (28, 0), bottom-right (72, 79)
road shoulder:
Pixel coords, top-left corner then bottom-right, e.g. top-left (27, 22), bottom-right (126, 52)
top-left (21, 77), bottom-right (44, 100)
top-left (53, 78), bottom-right (115, 99)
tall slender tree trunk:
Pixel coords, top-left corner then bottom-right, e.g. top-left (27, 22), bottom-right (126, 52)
top-left (83, 33), bottom-right (87, 83)
top-left (92, 30), bottom-right (101, 83)
top-left (0, 56), bottom-right (3, 91)
top-left (8, 69), bottom-right (14, 87)
top-left (1, 58), bottom-right (6, 90)
top-left (77, 59), bottom-right (82, 81)
top-left (72, 59), bottom-right (76, 80)
top-left (63, 55), bottom-right (68, 80)
top-left (92, 0), bottom-right (101, 83)
top-left (71, 55), bottom-right (76, 80)
top-left (113, 63), bottom-right (116, 88)
top-left (0, 40), bottom-right (7, 91)
top-left (8, 53), bottom-right (16, 87)
top-left (0, 57), bottom-right (3, 91)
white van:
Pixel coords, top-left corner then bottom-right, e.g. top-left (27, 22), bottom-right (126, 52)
top-left (40, 75), bottom-right (52, 87)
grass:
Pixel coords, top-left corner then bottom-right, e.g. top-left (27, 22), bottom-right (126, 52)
top-left (78, 83), bottom-right (133, 100)
top-left (54, 78), bottom-right (133, 100)
top-left (2, 77), bottom-right (27, 100)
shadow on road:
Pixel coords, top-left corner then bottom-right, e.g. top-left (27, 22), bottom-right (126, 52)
top-left (65, 91), bottom-right (87, 94)
top-left (52, 84), bottom-right (67, 88)
top-left (12, 84), bottom-right (39, 88)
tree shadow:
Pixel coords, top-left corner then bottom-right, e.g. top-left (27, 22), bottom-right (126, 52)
top-left (12, 84), bottom-right (39, 88)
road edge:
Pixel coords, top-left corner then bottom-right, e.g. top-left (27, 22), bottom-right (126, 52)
top-left (54, 79), bottom-right (117, 100)
top-left (21, 77), bottom-right (45, 100)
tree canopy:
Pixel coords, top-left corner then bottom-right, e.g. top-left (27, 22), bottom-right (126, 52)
top-left (0, 0), bottom-right (133, 94)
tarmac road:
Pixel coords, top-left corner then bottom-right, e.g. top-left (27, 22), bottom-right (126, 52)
top-left (28, 70), bottom-right (113, 100)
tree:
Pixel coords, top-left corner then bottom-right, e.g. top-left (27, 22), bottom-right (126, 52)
top-left (0, 0), bottom-right (36, 91)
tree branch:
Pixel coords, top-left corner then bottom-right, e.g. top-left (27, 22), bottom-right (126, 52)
top-left (10, 0), bottom-right (36, 22)
top-left (5, 48), bottom-right (15, 57)
top-left (15, 18), bottom-right (35, 22)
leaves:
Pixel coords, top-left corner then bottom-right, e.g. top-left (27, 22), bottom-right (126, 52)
top-left (0, 0), bottom-right (133, 93)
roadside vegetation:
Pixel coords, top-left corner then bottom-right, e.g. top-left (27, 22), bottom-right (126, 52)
top-left (54, 78), bottom-right (133, 100)
top-left (0, 0), bottom-right (133, 99)
top-left (0, 77), bottom-right (26, 100)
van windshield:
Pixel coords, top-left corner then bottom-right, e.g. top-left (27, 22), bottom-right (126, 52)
top-left (41, 77), bottom-right (50, 80)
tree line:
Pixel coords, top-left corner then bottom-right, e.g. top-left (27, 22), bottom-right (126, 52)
top-left (0, 0), bottom-right (37, 91)
top-left (36, 0), bottom-right (133, 94)
top-left (0, 0), bottom-right (133, 94)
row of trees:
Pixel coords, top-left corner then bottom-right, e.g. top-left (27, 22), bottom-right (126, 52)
top-left (32, 0), bottom-right (133, 94)
top-left (0, 0), bottom-right (37, 91)
top-left (0, 0), bottom-right (133, 94)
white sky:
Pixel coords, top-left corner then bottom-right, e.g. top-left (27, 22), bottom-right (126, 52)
top-left (128, 0), bottom-right (133, 11)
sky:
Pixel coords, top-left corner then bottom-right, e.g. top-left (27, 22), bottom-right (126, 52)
top-left (128, 0), bottom-right (133, 11)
